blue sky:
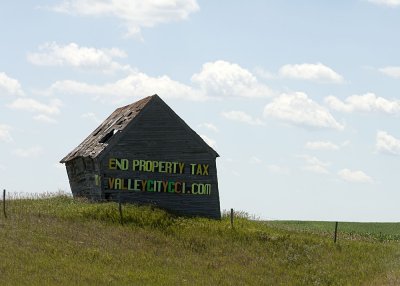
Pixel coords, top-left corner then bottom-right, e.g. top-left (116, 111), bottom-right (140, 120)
top-left (1, 0), bottom-right (400, 221)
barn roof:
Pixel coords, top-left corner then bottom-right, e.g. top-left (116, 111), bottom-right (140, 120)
top-left (60, 94), bottom-right (218, 163)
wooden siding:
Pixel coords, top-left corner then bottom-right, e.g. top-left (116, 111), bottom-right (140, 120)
top-left (63, 95), bottom-right (221, 219)
top-left (65, 157), bottom-right (102, 200)
top-left (99, 98), bottom-right (220, 219)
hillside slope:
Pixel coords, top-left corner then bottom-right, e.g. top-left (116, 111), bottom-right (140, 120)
top-left (0, 195), bottom-right (399, 285)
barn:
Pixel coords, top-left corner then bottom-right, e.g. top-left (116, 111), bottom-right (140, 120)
top-left (60, 94), bottom-right (221, 219)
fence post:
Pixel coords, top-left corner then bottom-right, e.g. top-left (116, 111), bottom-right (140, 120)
top-left (230, 208), bottom-right (234, 229)
top-left (3, 189), bottom-right (7, 219)
top-left (334, 221), bottom-right (338, 243)
top-left (118, 191), bottom-right (123, 225)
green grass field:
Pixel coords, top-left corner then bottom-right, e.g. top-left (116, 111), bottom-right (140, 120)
top-left (0, 194), bottom-right (399, 285)
top-left (266, 220), bottom-right (400, 242)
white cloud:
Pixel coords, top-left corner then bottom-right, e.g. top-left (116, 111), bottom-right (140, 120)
top-left (338, 169), bottom-right (373, 183)
top-left (0, 124), bottom-right (13, 143)
top-left (48, 72), bottom-right (205, 103)
top-left (325, 93), bottom-right (400, 114)
top-left (0, 72), bottom-right (24, 96)
top-left (368, 0), bottom-right (400, 7)
top-left (191, 60), bottom-right (273, 98)
top-left (305, 141), bottom-right (339, 151)
top-left (200, 134), bottom-right (217, 149)
top-left (279, 63), bottom-right (344, 83)
top-left (46, 60), bottom-right (274, 102)
top-left (50, 0), bottom-right (199, 38)
top-left (221, 110), bottom-right (264, 126)
top-left (8, 98), bottom-right (62, 115)
top-left (198, 122), bottom-right (219, 133)
top-left (379, 66), bottom-right (400, 78)
top-left (33, 114), bottom-right (58, 124)
top-left (264, 92), bottom-right (344, 130)
top-left (14, 146), bottom-right (43, 158)
top-left (376, 131), bottom-right (400, 155)
top-left (28, 42), bottom-right (131, 73)
top-left (298, 155), bottom-right (330, 174)
top-left (82, 112), bottom-right (102, 124)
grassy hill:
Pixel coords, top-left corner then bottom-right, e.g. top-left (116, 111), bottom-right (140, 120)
top-left (0, 194), bottom-right (399, 285)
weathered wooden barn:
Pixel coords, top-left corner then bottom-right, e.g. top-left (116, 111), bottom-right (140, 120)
top-left (60, 94), bottom-right (221, 219)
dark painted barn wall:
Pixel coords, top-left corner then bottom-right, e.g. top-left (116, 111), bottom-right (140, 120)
top-left (65, 157), bottom-right (102, 200)
top-left (99, 98), bottom-right (221, 219)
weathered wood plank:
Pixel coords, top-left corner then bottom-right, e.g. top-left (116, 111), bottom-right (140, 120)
top-left (63, 95), bottom-right (221, 219)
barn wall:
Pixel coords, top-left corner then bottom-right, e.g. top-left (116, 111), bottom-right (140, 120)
top-left (99, 99), bottom-right (221, 218)
top-left (66, 157), bottom-right (102, 200)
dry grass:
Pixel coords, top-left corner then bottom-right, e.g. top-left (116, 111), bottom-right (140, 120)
top-left (0, 194), bottom-right (399, 285)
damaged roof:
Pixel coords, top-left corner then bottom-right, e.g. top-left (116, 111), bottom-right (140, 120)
top-left (60, 95), bottom-right (153, 163)
top-left (60, 94), bottom-right (218, 163)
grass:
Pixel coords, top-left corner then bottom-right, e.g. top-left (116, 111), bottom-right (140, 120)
top-left (266, 220), bottom-right (400, 242)
top-left (0, 193), bottom-right (399, 285)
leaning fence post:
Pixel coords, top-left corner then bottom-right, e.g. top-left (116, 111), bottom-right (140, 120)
top-left (230, 208), bottom-right (234, 229)
top-left (334, 221), bottom-right (338, 243)
top-left (118, 191), bottom-right (123, 225)
top-left (3, 189), bottom-right (7, 219)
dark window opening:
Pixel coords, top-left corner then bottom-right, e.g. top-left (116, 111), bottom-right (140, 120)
top-left (99, 129), bottom-right (117, 143)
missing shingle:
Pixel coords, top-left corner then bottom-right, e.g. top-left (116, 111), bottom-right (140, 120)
top-left (99, 129), bottom-right (117, 143)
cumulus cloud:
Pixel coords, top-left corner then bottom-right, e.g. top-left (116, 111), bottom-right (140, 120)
top-left (191, 60), bottom-right (273, 98)
top-left (50, 0), bottom-right (199, 38)
top-left (45, 60), bottom-right (275, 102)
top-left (298, 155), bottom-right (330, 174)
top-left (305, 141), bottom-right (339, 151)
top-left (48, 72), bottom-right (205, 103)
top-left (14, 146), bottom-right (43, 158)
top-left (221, 110), bottom-right (264, 126)
top-left (368, 0), bottom-right (400, 7)
top-left (325, 93), bottom-right (400, 114)
top-left (376, 131), bottom-right (400, 155)
top-left (379, 66), bottom-right (400, 78)
top-left (198, 122), bottom-right (219, 133)
top-left (278, 63), bottom-right (344, 83)
top-left (8, 98), bottom-right (62, 115)
top-left (28, 42), bottom-right (131, 73)
top-left (264, 92), bottom-right (344, 130)
top-left (338, 169), bottom-right (373, 183)
top-left (200, 134), bottom-right (217, 149)
top-left (0, 124), bottom-right (13, 143)
top-left (0, 72), bottom-right (24, 96)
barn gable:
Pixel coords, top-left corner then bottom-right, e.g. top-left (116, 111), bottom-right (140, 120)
top-left (61, 94), bottom-right (218, 163)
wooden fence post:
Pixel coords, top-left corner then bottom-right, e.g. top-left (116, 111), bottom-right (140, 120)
top-left (118, 191), bottom-right (123, 225)
top-left (334, 221), bottom-right (338, 243)
top-left (230, 208), bottom-right (234, 229)
top-left (3, 189), bottom-right (7, 219)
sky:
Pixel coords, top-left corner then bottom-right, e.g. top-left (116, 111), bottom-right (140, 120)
top-left (1, 0), bottom-right (400, 222)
